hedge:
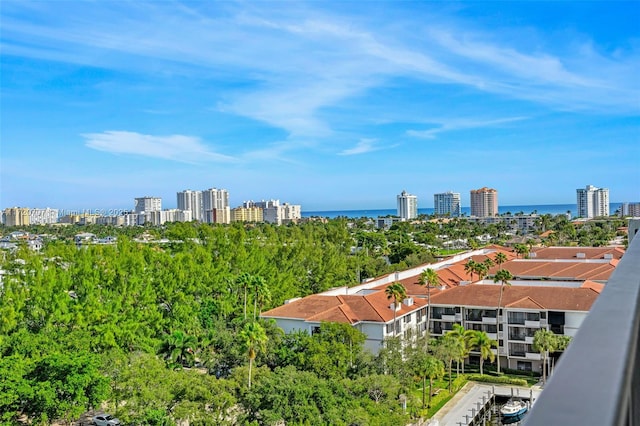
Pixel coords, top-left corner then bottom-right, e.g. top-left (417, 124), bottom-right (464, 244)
top-left (466, 374), bottom-right (528, 386)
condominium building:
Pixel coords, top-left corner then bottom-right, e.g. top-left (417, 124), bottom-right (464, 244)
top-left (231, 206), bottom-right (263, 223)
top-left (147, 209), bottom-right (193, 226)
top-left (177, 190), bottom-right (203, 222)
top-left (134, 197), bottom-right (162, 214)
top-left (434, 192), bottom-right (461, 217)
top-left (470, 187), bottom-right (498, 217)
top-left (29, 208), bottom-right (59, 225)
top-left (621, 202), bottom-right (640, 217)
top-left (576, 185), bottom-right (609, 218)
top-left (251, 199), bottom-right (301, 225)
top-left (202, 188), bottom-right (230, 224)
top-left (2, 207), bottom-right (30, 226)
top-left (397, 190), bottom-right (418, 221)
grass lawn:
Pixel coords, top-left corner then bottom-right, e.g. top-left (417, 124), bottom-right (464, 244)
top-left (409, 370), bottom-right (538, 419)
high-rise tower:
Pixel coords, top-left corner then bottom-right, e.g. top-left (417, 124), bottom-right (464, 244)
top-left (397, 190), bottom-right (418, 221)
top-left (470, 187), bottom-right (498, 217)
top-left (577, 185), bottom-right (609, 218)
top-left (434, 192), bottom-right (461, 217)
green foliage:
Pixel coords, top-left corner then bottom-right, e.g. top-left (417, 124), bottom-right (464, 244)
top-left (466, 374), bottom-right (528, 386)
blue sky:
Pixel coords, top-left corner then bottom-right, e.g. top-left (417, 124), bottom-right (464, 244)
top-left (1, 1), bottom-right (639, 211)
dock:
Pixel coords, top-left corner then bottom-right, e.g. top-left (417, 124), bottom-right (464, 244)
top-left (428, 382), bottom-right (543, 426)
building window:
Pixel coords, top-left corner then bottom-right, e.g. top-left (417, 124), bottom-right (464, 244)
top-left (386, 324), bottom-right (394, 334)
top-left (517, 361), bottom-right (532, 371)
top-left (312, 326), bottom-right (321, 335)
top-left (404, 314), bottom-right (412, 323)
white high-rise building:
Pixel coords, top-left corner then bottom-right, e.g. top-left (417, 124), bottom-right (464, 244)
top-left (29, 208), bottom-right (59, 225)
top-left (577, 185), bottom-right (609, 218)
top-left (202, 188), bottom-right (230, 224)
top-left (177, 190), bottom-right (203, 222)
top-left (397, 190), bottom-right (418, 221)
top-left (134, 197), bottom-right (162, 214)
top-left (434, 192), bottom-right (461, 217)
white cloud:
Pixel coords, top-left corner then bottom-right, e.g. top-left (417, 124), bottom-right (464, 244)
top-left (83, 131), bottom-right (235, 163)
top-left (339, 139), bottom-right (380, 156)
top-left (407, 116), bottom-right (529, 139)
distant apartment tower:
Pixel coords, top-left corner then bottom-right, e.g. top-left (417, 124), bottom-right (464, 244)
top-left (177, 190), bottom-right (203, 222)
top-left (434, 192), bottom-right (461, 217)
top-left (29, 208), bottom-right (59, 225)
top-left (247, 199), bottom-right (301, 225)
top-left (231, 206), bottom-right (264, 223)
top-left (470, 187), bottom-right (498, 217)
top-left (577, 185), bottom-right (609, 218)
top-left (621, 202), bottom-right (640, 217)
top-left (202, 188), bottom-right (230, 224)
top-left (2, 207), bottom-right (30, 226)
top-left (397, 190), bottom-right (418, 221)
top-left (134, 197), bottom-right (162, 214)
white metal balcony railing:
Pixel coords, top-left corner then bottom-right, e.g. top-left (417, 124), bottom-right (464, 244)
top-left (525, 320), bottom-right (541, 327)
top-left (523, 233), bottom-right (640, 426)
top-left (525, 336), bottom-right (534, 344)
top-left (482, 316), bottom-right (497, 324)
top-left (525, 352), bottom-right (542, 360)
top-left (441, 314), bottom-right (456, 321)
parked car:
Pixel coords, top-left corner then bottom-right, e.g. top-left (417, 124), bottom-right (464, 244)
top-left (93, 414), bottom-right (121, 426)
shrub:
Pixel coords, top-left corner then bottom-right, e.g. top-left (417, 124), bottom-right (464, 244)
top-left (466, 374), bottom-right (528, 386)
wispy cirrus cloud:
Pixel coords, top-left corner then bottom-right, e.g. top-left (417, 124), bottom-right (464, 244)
top-left (339, 139), bottom-right (381, 156)
top-left (83, 131), bottom-right (236, 163)
top-left (407, 116), bottom-right (529, 139)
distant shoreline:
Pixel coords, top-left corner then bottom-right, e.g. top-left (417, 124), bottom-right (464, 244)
top-left (302, 203), bottom-right (625, 219)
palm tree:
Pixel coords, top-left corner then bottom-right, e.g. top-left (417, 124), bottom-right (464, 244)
top-left (493, 269), bottom-right (513, 373)
top-left (239, 321), bottom-right (268, 389)
top-left (470, 330), bottom-right (496, 376)
top-left (160, 330), bottom-right (197, 369)
top-left (483, 257), bottom-right (494, 272)
top-left (435, 333), bottom-right (465, 392)
top-left (411, 352), bottom-right (444, 409)
top-left (533, 329), bottom-right (557, 384)
top-left (494, 252), bottom-right (508, 268)
top-left (464, 259), bottom-right (477, 282)
top-left (448, 324), bottom-right (474, 374)
top-left (474, 261), bottom-right (489, 281)
top-left (418, 268), bottom-right (439, 345)
top-left (236, 272), bottom-right (253, 320)
top-left (385, 282), bottom-right (407, 337)
top-left (514, 244), bottom-right (529, 259)
top-left (251, 275), bottom-right (270, 320)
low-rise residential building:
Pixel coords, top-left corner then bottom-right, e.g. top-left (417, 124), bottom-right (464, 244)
top-left (262, 244), bottom-right (624, 370)
top-left (428, 280), bottom-right (601, 372)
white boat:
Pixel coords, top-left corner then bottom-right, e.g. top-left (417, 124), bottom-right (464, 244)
top-left (500, 398), bottom-right (528, 418)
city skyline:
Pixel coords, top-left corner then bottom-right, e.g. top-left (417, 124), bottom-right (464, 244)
top-left (1, 1), bottom-right (639, 211)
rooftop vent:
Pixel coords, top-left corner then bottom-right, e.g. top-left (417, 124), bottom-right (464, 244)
top-left (577, 253), bottom-right (586, 259)
top-left (403, 297), bottom-right (414, 307)
top-left (604, 253), bottom-right (613, 260)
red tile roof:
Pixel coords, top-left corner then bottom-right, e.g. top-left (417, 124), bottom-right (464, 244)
top-left (262, 289), bottom-right (428, 324)
top-left (430, 284), bottom-right (600, 311)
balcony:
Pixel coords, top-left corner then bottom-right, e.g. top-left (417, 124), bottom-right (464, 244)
top-left (525, 336), bottom-right (534, 344)
top-left (482, 316), bottom-right (497, 324)
top-left (525, 320), bottom-right (540, 327)
top-left (487, 332), bottom-right (498, 340)
top-left (441, 314), bottom-right (456, 321)
top-left (523, 231), bottom-right (640, 426)
top-left (509, 334), bottom-right (526, 341)
top-left (525, 352), bottom-right (541, 360)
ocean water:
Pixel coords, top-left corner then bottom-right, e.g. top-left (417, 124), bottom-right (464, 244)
top-left (302, 203), bottom-right (624, 219)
